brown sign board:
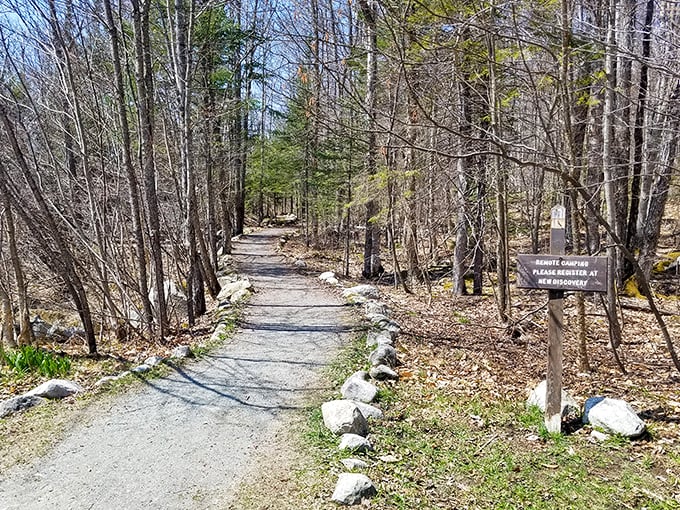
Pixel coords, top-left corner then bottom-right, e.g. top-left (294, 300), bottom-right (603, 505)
top-left (516, 254), bottom-right (608, 293)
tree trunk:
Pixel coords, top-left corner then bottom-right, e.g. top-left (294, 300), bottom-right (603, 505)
top-left (132, 0), bottom-right (168, 338)
top-left (487, 27), bottom-right (509, 321)
top-left (1, 193), bottom-right (31, 347)
top-left (0, 113), bottom-right (97, 354)
top-left (0, 283), bottom-right (15, 350)
top-left (638, 82), bottom-right (680, 281)
top-left (602, 0), bottom-right (624, 349)
top-left (359, 0), bottom-right (382, 279)
top-left (103, 0), bottom-right (153, 334)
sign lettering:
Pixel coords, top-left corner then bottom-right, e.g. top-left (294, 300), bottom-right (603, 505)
top-left (516, 254), bottom-right (607, 293)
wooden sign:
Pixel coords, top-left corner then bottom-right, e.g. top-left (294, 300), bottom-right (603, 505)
top-left (516, 254), bottom-right (608, 293)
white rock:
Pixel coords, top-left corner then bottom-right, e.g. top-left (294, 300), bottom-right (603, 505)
top-left (370, 364), bottom-right (399, 381)
top-left (366, 330), bottom-right (393, 347)
top-left (369, 344), bottom-right (398, 368)
top-left (94, 375), bottom-right (122, 388)
top-left (342, 285), bottom-right (380, 304)
top-left (210, 322), bottom-right (231, 343)
top-left (326, 277), bottom-right (339, 285)
top-left (349, 401), bottom-right (383, 420)
top-left (171, 345), bottom-right (192, 358)
top-left (321, 400), bottom-right (368, 436)
top-left (26, 379), bottom-right (84, 399)
top-left (294, 259), bottom-right (307, 268)
top-left (381, 321), bottom-right (401, 337)
top-left (0, 395), bottom-right (46, 418)
top-left (217, 275), bottom-right (237, 287)
top-left (144, 355), bottom-right (164, 367)
top-left (230, 288), bottom-right (251, 303)
top-left (217, 278), bottom-right (252, 301)
top-left (131, 364), bottom-right (151, 374)
top-left (364, 300), bottom-right (391, 317)
top-left (319, 271), bottom-right (336, 281)
top-left (589, 430), bottom-right (611, 442)
top-left (341, 458), bottom-right (369, 470)
top-left (585, 397), bottom-right (646, 438)
top-left (527, 380), bottom-right (579, 417)
top-left (339, 433), bottom-right (373, 452)
top-left (341, 371), bottom-right (378, 403)
top-left (149, 281), bottom-right (187, 324)
top-left (331, 473), bottom-right (377, 505)
top-left (366, 313), bottom-right (389, 324)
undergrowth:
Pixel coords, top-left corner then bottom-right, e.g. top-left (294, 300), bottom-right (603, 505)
top-left (290, 336), bottom-right (680, 510)
top-left (2, 346), bottom-right (71, 378)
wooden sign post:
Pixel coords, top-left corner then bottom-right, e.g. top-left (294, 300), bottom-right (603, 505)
top-left (545, 205), bottom-right (565, 434)
top-left (516, 205), bottom-right (607, 434)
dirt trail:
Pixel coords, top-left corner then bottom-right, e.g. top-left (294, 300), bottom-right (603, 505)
top-left (0, 229), bottom-right (354, 510)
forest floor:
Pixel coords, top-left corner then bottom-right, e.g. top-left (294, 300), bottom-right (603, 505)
top-left (233, 230), bottom-right (680, 509)
top-left (0, 229), bottom-right (356, 509)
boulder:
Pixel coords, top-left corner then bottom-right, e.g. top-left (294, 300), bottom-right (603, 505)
top-left (131, 364), bottom-right (151, 374)
top-left (589, 430), bottom-right (610, 442)
top-left (210, 322), bottom-right (231, 343)
top-left (0, 395), bottom-right (46, 418)
top-left (217, 299), bottom-right (232, 310)
top-left (274, 213), bottom-right (297, 225)
top-left (216, 254), bottom-right (234, 273)
top-left (230, 288), bottom-right (251, 303)
top-left (349, 401), bottom-right (383, 420)
top-left (45, 322), bottom-right (85, 343)
top-left (341, 371), bottom-right (378, 403)
top-left (527, 380), bottom-right (579, 418)
top-left (364, 300), bottom-right (391, 317)
top-left (342, 285), bottom-right (380, 304)
top-left (319, 271), bottom-right (336, 281)
top-left (26, 379), bottom-right (84, 399)
top-left (326, 277), bottom-right (340, 285)
top-left (61, 326), bottom-right (86, 341)
top-left (583, 397), bottom-right (646, 438)
top-left (47, 324), bottom-right (69, 343)
top-left (321, 400), bottom-right (368, 436)
top-left (294, 259), bottom-right (307, 268)
top-left (217, 274), bottom-right (237, 287)
top-left (366, 330), bottom-right (393, 347)
top-left (331, 473), bottom-right (377, 505)
top-left (366, 314), bottom-right (401, 339)
top-left (339, 433), bottom-right (373, 452)
top-left (144, 355), bottom-right (164, 367)
top-left (149, 281), bottom-right (188, 324)
top-left (94, 374), bottom-right (124, 388)
top-left (369, 364), bottom-right (399, 381)
top-left (171, 345), bottom-right (192, 359)
top-left (369, 344), bottom-right (398, 368)
top-left (366, 313), bottom-right (389, 324)
top-left (340, 458), bottom-right (369, 470)
top-left (380, 321), bottom-right (401, 338)
top-left (94, 371), bottom-right (131, 387)
top-left (31, 316), bottom-right (52, 342)
top-left (217, 278), bottom-right (252, 302)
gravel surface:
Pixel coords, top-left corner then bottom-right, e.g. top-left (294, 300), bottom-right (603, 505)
top-left (0, 229), bottom-right (354, 509)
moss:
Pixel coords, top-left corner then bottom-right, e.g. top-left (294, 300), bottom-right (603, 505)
top-left (622, 276), bottom-right (644, 299)
top-left (653, 252), bottom-right (680, 274)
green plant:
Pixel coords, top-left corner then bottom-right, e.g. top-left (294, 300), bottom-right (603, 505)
top-left (3, 345), bottom-right (71, 377)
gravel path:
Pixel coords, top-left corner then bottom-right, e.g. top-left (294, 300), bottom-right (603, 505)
top-left (0, 229), bottom-right (354, 509)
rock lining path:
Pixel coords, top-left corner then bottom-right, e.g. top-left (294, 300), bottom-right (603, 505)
top-left (0, 229), bottom-right (354, 509)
